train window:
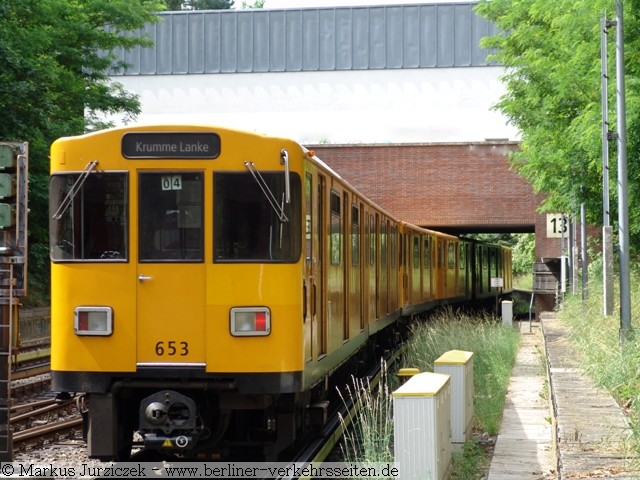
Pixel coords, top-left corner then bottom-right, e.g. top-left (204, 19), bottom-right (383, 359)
top-left (423, 237), bottom-right (429, 269)
top-left (330, 191), bottom-right (341, 265)
top-left (351, 204), bottom-right (359, 266)
top-left (448, 242), bottom-right (456, 269)
top-left (460, 244), bottom-right (466, 269)
top-left (50, 172), bottom-right (128, 262)
top-left (390, 226), bottom-right (397, 268)
top-left (380, 221), bottom-right (387, 267)
top-left (437, 240), bottom-right (443, 269)
top-left (369, 214), bottom-right (375, 266)
top-left (139, 172), bottom-right (203, 262)
top-left (305, 174), bottom-right (312, 264)
top-left (214, 172), bottom-right (301, 262)
top-left (413, 236), bottom-right (419, 269)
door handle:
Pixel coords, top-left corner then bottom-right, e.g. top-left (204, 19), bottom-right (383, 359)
top-left (138, 274), bottom-right (152, 283)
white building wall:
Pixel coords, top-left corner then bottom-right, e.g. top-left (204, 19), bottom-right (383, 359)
top-left (109, 66), bottom-right (518, 144)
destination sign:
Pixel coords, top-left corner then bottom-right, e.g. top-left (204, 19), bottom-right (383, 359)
top-left (121, 132), bottom-right (220, 159)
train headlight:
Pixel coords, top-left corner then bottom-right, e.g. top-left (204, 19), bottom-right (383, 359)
top-left (230, 307), bottom-right (270, 336)
top-left (74, 306), bottom-right (113, 336)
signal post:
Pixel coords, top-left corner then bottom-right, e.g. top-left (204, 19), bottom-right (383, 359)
top-left (0, 142), bottom-right (28, 461)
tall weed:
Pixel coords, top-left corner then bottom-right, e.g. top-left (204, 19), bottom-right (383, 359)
top-left (337, 360), bottom-right (395, 465)
top-left (403, 308), bottom-right (520, 434)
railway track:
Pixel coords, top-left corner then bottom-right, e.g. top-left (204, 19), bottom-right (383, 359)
top-left (9, 337), bottom-right (52, 399)
top-left (11, 396), bottom-right (84, 452)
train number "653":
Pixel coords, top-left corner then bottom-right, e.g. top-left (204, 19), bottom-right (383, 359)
top-left (155, 341), bottom-right (189, 356)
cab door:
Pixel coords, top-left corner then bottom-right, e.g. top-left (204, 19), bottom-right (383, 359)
top-left (136, 171), bottom-right (206, 366)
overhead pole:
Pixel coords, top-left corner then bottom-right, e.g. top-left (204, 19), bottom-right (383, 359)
top-left (615, 0), bottom-right (631, 342)
top-left (601, 15), bottom-right (614, 316)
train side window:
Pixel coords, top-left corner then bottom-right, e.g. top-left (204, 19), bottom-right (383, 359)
top-left (380, 221), bottom-right (387, 267)
top-left (390, 225), bottom-right (397, 268)
top-left (330, 191), bottom-right (341, 265)
top-left (351, 204), bottom-right (359, 266)
top-left (448, 242), bottom-right (456, 269)
top-left (369, 214), bottom-right (375, 266)
top-left (423, 237), bottom-right (429, 269)
top-left (413, 236), bottom-right (419, 269)
top-left (460, 243), bottom-right (466, 269)
top-left (214, 172), bottom-right (301, 262)
top-left (50, 172), bottom-right (128, 262)
top-left (139, 172), bottom-right (203, 262)
top-left (305, 173), bottom-right (312, 264)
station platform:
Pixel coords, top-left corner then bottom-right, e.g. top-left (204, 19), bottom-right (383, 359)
top-left (487, 312), bottom-right (637, 479)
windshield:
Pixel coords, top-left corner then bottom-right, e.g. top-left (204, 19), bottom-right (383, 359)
top-left (50, 173), bottom-right (128, 261)
top-left (214, 172), bottom-right (301, 262)
top-left (138, 172), bottom-right (203, 262)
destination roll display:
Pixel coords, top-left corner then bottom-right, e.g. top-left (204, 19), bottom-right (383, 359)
top-left (122, 132), bottom-right (221, 159)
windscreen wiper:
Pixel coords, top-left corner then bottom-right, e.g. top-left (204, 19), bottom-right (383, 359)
top-left (51, 160), bottom-right (98, 220)
top-left (244, 161), bottom-right (289, 223)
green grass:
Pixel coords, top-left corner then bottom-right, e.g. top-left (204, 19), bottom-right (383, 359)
top-left (514, 273), bottom-right (533, 291)
top-left (403, 308), bottom-right (521, 435)
top-left (337, 308), bottom-right (520, 478)
top-left (338, 360), bottom-right (395, 466)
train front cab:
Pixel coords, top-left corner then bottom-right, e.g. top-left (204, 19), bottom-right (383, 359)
top-left (49, 127), bottom-right (317, 460)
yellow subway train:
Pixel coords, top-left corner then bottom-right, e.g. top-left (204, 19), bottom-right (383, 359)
top-left (49, 124), bottom-right (512, 460)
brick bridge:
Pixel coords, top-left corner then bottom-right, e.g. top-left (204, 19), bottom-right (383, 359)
top-left (310, 141), bottom-right (539, 234)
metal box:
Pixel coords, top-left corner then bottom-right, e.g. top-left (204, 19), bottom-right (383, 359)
top-left (0, 145), bottom-right (16, 170)
top-left (434, 350), bottom-right (474, 445)
top-left (393, 372), bottom-right (451, 480)
top-left (502, 300), bottom-right (513, 327)
top-left (0, 173), bottom-right (16, 198)
top-left (0, 203), bottom-right (15, 228)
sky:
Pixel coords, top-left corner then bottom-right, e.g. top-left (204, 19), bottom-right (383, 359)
top-left (263, 0), bottom-right (474, 8)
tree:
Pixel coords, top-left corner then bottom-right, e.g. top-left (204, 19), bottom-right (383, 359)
top-left (161, 0), bottom-right (234, 10)
top-left (475, 0), bottom-right (640, 251)
top-left (241, 0), bottom-right (265, 8)
top-left (0, 0), bottom-right (164, 303)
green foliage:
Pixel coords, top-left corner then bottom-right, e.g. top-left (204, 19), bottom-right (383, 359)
top-left (0, 0), bottom-right (164, 303)
top-left (450, 440), bottom-right (490, 480)
top-left (241, 0), bottom-right (264, 8)
top-left (475, 0), bottom-right (640, 252)
top-left (511, 233), bottom-right (535, 276)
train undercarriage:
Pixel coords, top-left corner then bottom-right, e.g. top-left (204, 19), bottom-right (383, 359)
top-left (83, 317), bottom-right (410, 462)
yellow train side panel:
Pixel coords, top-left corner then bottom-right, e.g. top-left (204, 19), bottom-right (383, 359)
top-left (50, 264), bottom-right (137, 372)
top-left (205, 263), bottom-right (304, 373)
